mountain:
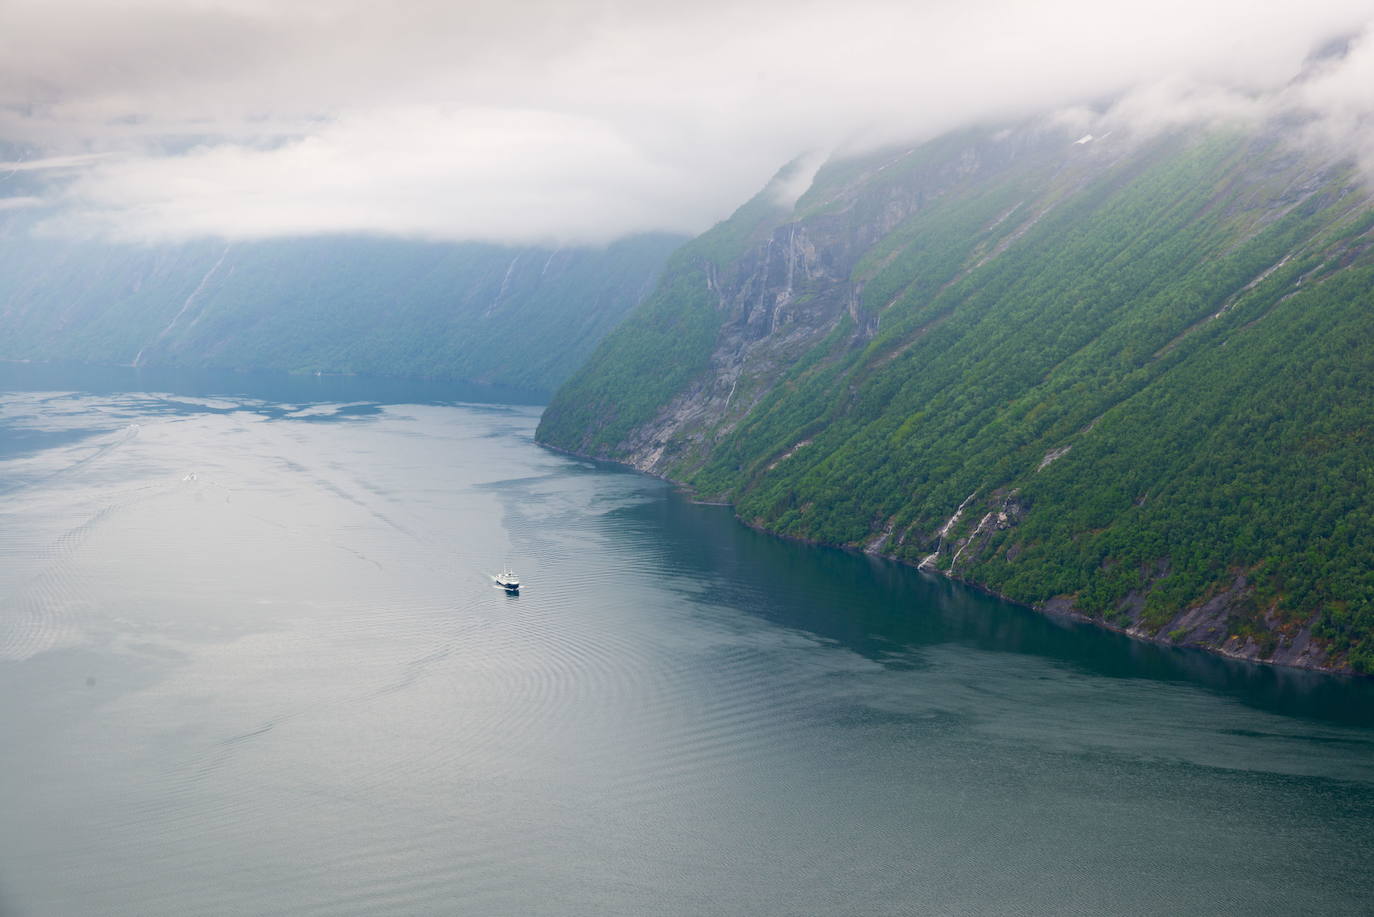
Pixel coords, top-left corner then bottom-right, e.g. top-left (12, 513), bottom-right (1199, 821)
top-left (538, 119), bottom-right (1374, 674)
top-left (0, 199), bottom-right (683, 394)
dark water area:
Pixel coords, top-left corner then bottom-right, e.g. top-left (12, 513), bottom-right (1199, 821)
top-left (647, 495), bottom-right (1374, 729)
top-left (2, 366), bottom-right (1372, 916)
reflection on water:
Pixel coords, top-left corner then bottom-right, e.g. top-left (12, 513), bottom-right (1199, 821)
top-left (0, 367), bottom-right (1371, 917)
top-left (640, 491), bottom-right (1374, 728)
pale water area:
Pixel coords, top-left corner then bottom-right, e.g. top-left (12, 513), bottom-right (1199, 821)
top-left (1, 366), bottom-right (1373, 916)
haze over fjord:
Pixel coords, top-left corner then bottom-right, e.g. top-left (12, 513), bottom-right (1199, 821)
top-left (2, 0), bottom-right (1373, 246)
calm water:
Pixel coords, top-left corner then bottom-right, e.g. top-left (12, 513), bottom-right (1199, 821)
top-left (2, 368), bottom-right (1373, 916)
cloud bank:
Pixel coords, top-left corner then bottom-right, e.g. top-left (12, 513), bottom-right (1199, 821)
top-left (1, 0), bottom-right (1372, 245)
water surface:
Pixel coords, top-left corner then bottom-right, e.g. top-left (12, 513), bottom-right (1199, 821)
top-left (1, 371), bottom-right (1372, 916)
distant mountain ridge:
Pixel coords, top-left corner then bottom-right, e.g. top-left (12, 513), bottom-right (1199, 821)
top-left (0, 207), bottom-right (683, 393)
top-left (538, 118), bottom-right (1374, 673)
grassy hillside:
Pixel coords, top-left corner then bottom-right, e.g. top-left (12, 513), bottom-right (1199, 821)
top-left (538, 122), bottom-right (1374, 673)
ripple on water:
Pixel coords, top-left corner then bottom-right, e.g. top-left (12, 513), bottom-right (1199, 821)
top-left (6, 392), bottom-right (1374, 917)
top-left (0, 479), bottom-right (171, 661)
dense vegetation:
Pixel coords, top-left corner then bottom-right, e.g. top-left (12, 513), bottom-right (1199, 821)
top-left (0, 221), bottom-right (682, 393)
top-left (539, 123), bottom-right (1374, 673)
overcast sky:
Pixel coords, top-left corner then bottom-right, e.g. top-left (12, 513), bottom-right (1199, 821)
top-left (1, 0), bottom-right (1371, 246)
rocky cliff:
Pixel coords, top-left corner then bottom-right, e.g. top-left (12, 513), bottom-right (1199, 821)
top-left (540, 117), bottom-right (1374, 674)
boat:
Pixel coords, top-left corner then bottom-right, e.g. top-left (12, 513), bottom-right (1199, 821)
top-left (496, 568), bottom-right (520, 592)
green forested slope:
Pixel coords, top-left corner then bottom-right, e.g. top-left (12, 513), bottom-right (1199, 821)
top-left (539, 124), bottom-right (1374, 672)
top-left (0, 220), bottom-right (682, 393)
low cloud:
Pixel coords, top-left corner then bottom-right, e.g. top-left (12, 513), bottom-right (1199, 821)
top-left (1288, 32), bottom-right (1374, 176)
top-left (2, 0), bottom-right (1372, 245)
top-left (0, 152), bottom-right (113, 172)
top-left (1088, 30), bottom-right (1374, 179)
top-left (1100, 81), bottom-right (1272, 138)
top-left (43, 108), bottom-right (700, 245)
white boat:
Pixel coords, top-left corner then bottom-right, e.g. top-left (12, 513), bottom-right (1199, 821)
top-left (496, 568), bottom-right (520, 592)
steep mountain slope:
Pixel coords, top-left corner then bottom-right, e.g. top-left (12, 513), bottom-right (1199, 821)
top-left (0, 208), bottom-right (682, 393)
top-left (539, 120), bottom-right (1374, 673)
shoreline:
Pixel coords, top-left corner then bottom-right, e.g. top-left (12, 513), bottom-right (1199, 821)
top-left (534, 437), bottom-right (1360, 679)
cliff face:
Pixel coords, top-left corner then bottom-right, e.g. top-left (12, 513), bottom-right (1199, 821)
top-left (540, 119), bottom-right (1374, 674)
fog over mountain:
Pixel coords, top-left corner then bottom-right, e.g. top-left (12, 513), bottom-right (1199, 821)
top-left (2, 0), bottom-right (1372, 245)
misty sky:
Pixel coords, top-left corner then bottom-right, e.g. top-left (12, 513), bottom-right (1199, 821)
top-left (1, 0), bottom-right (1372, 246)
